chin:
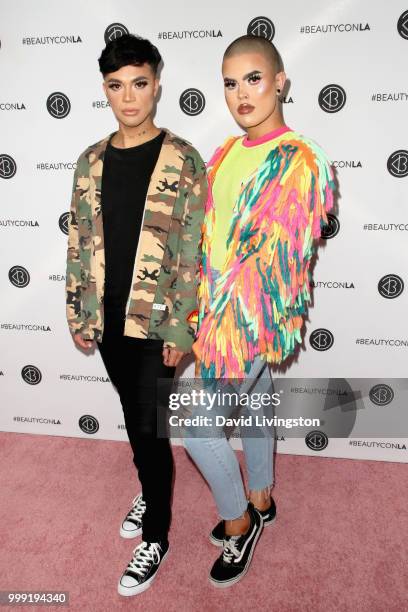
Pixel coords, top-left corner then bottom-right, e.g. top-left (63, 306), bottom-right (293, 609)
top-left (120, 117), bottom-right (146, 129)
top-left (235, 114), bottom-right (260, 130)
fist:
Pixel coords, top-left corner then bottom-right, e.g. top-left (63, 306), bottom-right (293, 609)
top-left (162, 346), bottom-right (185, 367)
top-left (73, 334), bottom-right (95, 350)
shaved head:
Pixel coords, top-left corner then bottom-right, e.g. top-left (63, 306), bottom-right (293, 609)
top-left (223, 35), bottom-right (284, 74)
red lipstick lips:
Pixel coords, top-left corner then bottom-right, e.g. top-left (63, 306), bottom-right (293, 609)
top-left (237, 104), bottom-right (255, 115)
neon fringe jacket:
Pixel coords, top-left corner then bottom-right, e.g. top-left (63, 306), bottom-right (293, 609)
top-left (192, 131), bottom-right (336, 378)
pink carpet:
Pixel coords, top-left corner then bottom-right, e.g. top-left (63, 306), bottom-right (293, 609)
top-left (1, 431), bottom-right (407, 611)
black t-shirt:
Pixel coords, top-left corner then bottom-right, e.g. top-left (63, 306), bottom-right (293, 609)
top-left (101, 130), bottom-right (166, 321)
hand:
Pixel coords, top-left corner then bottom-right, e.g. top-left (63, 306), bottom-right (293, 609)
top-left (73, 334), bottom-right (95, 350)
top-left (162, 346), bottom-right (185, 367)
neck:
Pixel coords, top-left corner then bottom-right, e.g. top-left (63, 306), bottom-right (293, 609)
top-left (245, 112), bottom-right (285, 142)
top-left (112, 118), bottom-right (160, 148)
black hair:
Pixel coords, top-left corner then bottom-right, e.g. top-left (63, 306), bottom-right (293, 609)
top-left (223, 35), bottom-right (284, 73)
top-left (98, 33), bottom-right (162, 76)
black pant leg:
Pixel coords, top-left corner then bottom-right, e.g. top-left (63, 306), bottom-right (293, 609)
top-left (98, 327), bottom-right (175, 543)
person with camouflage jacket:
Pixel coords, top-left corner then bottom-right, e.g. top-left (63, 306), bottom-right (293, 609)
top-left (65, 34), bottom-right (207, 596)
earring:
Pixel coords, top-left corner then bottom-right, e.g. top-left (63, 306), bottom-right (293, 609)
top-left (276, 88), bottom-right (281, 94)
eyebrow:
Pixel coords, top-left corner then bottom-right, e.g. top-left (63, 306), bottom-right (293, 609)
top-left (223, 70), bottom-right (262, 82)
top-left (106, 76), bottom-right (150, 83)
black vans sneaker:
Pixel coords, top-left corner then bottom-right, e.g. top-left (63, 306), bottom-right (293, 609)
top-left (210, 497), bottom-right (276, 546)
top-left (120, 493), bottom-right (146, 539)
top-left (118, 540), bottom-right (169, 596)
top-left (209, 503), bottom-right (263, 588)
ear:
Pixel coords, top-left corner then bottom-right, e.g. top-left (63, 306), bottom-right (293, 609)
top-left (153, 77), bottom-right (160, 97)
top-left (275, 71), bottom-right (286, 93)
top-left (102, 80), bottom-right (108, 97)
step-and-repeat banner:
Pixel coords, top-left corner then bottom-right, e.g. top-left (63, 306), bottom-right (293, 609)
top-left (1, 0), bottom-right (407, 462)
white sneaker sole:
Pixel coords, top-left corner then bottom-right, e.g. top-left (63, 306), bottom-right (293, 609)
top-left (117, 549), bottom-right (169, 596)
top-left (209, 513), bottom-right (276, 547)
top-left (209, 520), bottom-right (263, 588)
top-left (120, 525), bottom-right (143, 539)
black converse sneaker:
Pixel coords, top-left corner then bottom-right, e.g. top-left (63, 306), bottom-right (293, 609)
top-left (118, 541), bottom-right (169, 596)
top-left (120, 493), bottom-right (146, 539)
top-left (210, 497), bottom-right (276, 546)
top-left (209, 503), bottom-right (263, 588)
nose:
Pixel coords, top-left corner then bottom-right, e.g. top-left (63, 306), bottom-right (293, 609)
top-left (123, 83), bottom-right (136, 102)
top-left (237, 84), bottom-right (249, 100)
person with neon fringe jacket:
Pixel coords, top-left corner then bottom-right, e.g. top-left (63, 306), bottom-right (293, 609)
top-left (184, 35), bottom-right (335, 588)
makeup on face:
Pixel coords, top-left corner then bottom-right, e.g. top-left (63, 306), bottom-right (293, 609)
top-left (223, 70), bottom-right (263, 91)
top-left (224, 70), bottom-right (263, 113)
top-left (103, 64), bottom-right (158, 128)
top-left (237, 103), bottom-right (255, 115)
top-left (222, 53), bottom-right (284, 136)
top-left (106, 75), bottom-right (150, 93)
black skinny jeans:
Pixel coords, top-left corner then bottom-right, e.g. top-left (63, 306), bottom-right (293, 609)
top-left (97, 315), bottom-right (175, 543)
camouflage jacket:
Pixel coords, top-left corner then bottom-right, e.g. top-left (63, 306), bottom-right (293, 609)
top-left (65, 129), bottom-right (207, 352)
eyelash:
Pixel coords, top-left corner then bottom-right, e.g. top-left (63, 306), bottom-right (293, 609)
top-left (248, 74), bottom-right (261, 85)
top-left (108, 81), bottom-right (149, 91)
top-left (224, 74), bottom-right (262, 90)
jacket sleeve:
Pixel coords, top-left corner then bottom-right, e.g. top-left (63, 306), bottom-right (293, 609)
top-left (302, 143), bottom-right (335, 260)
top-left (282, 139), bottom-right (335, 319)
top-left (163, 148), bottom-right (208, 352)
top-left (65, 154), bottom-right (87, 335)
top-left (296, 141), bottom-right (335, 302)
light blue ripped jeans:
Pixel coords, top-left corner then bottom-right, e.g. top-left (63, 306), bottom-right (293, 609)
top-left (184, 268), bottom-right (275, 520)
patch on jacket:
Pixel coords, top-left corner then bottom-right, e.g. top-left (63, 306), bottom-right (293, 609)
top-left (186, 309), bottom-right (198, 324)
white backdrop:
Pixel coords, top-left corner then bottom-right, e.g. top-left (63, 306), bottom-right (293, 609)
top-left (1, 0), bottom-right (407, 462)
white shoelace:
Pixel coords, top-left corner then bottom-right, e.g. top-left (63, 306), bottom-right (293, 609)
top-left (126, 495), bottom-right (146, 523)
top-left (127, 542), bottom-right (162, 577)
top-left (222, 536), bottom-right (241, 564)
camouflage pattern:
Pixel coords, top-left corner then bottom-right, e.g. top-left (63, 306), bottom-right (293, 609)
top-left (66, 130), bottom-right (207, 352)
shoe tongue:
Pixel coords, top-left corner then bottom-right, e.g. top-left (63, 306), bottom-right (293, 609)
top-left (225, 534), bottom-right (241, 544)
